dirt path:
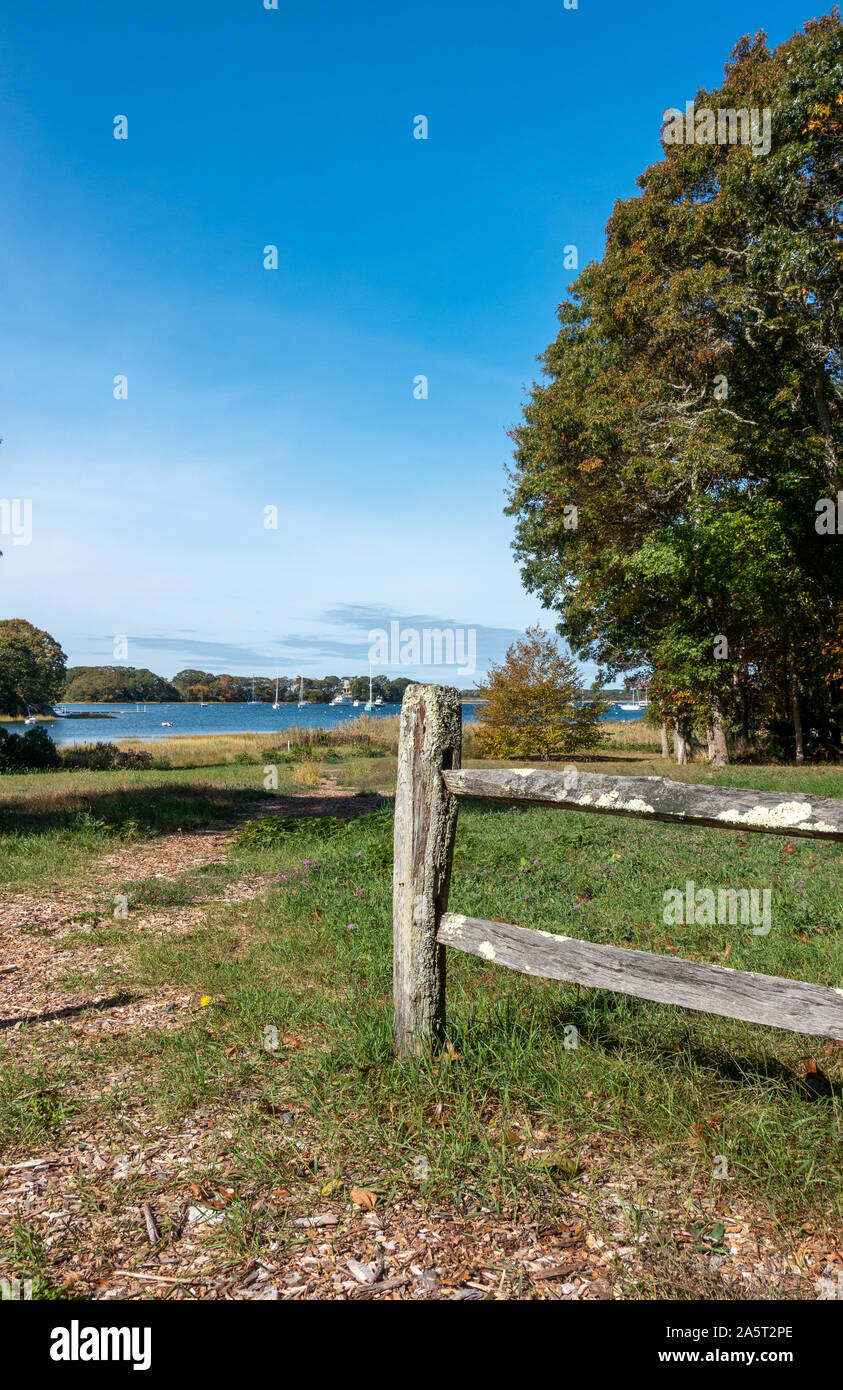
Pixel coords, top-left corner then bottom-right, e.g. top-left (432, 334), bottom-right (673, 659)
top-left (0, 781), bottom-right (387, 1043)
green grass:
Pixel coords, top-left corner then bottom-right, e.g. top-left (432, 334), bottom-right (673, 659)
top-left (0, 1224), bottom-right (80, 1300)
top-left (7, 799), bottom-right (839, 1225)
top-left (1, 744), bottom-right (841, 1296)
top-left (0, 763), bottom-right (286, 890)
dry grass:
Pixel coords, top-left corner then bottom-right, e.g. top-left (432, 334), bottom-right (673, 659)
top-left (597, 719), bottom-right (662, 751)
top-left (114, 718), bottom-right (403, 768)
top-left (111, 715), bottom-right (643, 769)
top-left (114, 733), bottom-right (287, 767)
top-left (291, 760), bottom-right (322, 787)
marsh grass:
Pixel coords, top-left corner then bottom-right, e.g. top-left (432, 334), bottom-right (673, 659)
top-left (114, 720), bottom-right (399, 768)
top-left (291, 761), bottom-right (322, 787)
top-left (600, 718), bottom-right (663, 752)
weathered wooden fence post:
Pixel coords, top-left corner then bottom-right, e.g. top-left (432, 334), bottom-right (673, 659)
top-left (393, 683), bottom-right (462, 1056)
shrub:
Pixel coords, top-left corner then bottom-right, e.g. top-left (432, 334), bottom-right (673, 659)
top-left (474, 627), bottom-right (605, 760)
top-left (60, 743), bottom-right (156, 771)
top-left (0, 725), bottom-right (61, 772)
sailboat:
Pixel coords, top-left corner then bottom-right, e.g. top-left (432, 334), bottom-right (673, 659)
top-left (247, 679), bottom-right (264, 705)
top-left (619, 685), bottom-right (648, 712)
top-left (364, 666), bottom-right (374, 712)
top-left (272, 677), bottom-right (281, 710)
top-left (297, 676), bottom-right (306, 709)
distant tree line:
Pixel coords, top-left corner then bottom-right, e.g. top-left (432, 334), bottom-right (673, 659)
top-left (52, 667), bottom-right (415, 705)
top-left (170, 671), bottom-right (414, 704)
top-left (63, 666), bottom-right (182, 703)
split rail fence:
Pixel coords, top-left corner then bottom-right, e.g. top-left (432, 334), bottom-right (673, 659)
top-left (391, 684), bottom-right (843, 1056)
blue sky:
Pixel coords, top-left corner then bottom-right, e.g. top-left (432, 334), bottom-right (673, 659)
top-left (0, 0), bottom-right (819, 685)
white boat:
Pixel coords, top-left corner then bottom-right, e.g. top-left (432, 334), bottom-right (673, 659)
top-left (330, 693), bottom-right (352, 705)
top-left (353, 699), bottom-right (360, 707)
top-left (246, 679), bottom-right (264, 705)
top-left (364, 664), bottom-right (374, 711)
top-left (618, 686), bottom-right (648, 711)
top-left (374, 696), bottom-right (383, 706)
top-left (297, 676), bottom-right (306, 709)
top-left (272, 677), bottom-right (281, 710)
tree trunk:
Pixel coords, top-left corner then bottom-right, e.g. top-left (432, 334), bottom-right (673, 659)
top-left (672, 715), bottom-right (688, 765)
top-left (706, 699), bottom-right (729, 766)
top-left (660, 720), bottom-right (670, 759)
top-left (791, 670), bottom-right (805, 765)
top-left (813, 367), bottom-right (839, 481)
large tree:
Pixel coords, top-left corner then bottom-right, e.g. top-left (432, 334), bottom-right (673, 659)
top-left (507, 14), bottom-right (843, 763)
top-left (0, 619), bottom-right (67, 716)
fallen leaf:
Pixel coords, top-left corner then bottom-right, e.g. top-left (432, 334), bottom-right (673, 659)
top-left (350, 1186), bottom-right (378, 1210)
top-left (542, 1152), bottom-right (580, 1180)
top-left (204, 1187), bottom-right (236, 1210)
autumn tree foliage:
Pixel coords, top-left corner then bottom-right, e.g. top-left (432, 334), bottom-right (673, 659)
top-left (474, 627), bottom-right (605, 760)
top-left (507, 14), bottom-right (843, 763)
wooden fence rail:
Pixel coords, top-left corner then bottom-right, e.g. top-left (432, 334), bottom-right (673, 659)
top-left (392, 684), bottom-right (843, 1056)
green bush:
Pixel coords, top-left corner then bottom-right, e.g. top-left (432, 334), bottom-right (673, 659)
top-left (0, 726), bottom-right (61, 772)
top-left (60, 743), bottom-right (156, 771)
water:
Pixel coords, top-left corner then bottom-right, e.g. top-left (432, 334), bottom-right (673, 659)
top-left (2, 700), bottom-right (646, 746)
